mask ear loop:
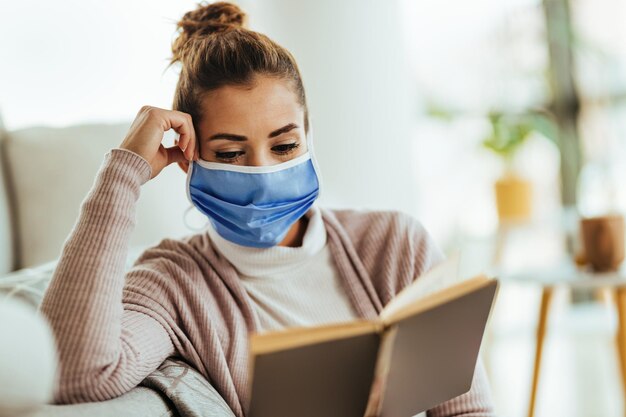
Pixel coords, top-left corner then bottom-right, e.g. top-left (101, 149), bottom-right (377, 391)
top-left (306, 117), bottom-right (324, 200)
top-left (183, 156), bottom-right (210, 232)
top-left (183, 204), bottom-right (210, 232)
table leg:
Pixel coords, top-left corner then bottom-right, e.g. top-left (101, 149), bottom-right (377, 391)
top-left (528, 286), bottom-right (554, 417)
top-left (613, 288), bottom-right (626, 412)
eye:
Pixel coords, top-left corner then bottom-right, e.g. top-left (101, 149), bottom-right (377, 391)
top-left (215, 150), bottom-right (245, 162)
top-left (272, 142), bottom-right (300, 155)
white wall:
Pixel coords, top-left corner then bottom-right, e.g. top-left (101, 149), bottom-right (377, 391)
top-left (0, 0), bottom-right (197, 129)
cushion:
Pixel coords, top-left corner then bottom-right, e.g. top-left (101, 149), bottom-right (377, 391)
top-left (3, 122), bottom-right (193, 268)
top-left (0, 114), bottom-right (15, 274)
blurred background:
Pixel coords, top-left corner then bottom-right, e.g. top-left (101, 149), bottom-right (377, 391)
top-left (1, 0), bottom-right (626, 416)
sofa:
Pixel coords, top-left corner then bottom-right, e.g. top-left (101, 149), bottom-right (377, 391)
top-left (0, 114), bottom-right (235, 416)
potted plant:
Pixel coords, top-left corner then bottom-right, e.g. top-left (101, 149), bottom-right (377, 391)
top-left (482, 110), bottom-right (557, 223)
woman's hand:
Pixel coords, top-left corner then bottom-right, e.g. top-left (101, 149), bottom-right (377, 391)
top-left (119, 106), bottom-right (198, 180)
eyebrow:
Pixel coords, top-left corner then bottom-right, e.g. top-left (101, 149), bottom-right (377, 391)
top-left (207, 123), bottom-right (299, 142)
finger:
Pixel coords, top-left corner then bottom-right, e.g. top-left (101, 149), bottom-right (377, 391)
top-left (187, 116), bottom-right (197, 161)
top-left (164, 112), bottom-right (193, 161)
top-left (176, 114), bottom-right (193, 159)
top-left (174, 131), bottom-right (191, 160)
top-left (178, 131), bottom-right (190, 157)
top-left (165, 145), bottom-right (188, 166)
top-left (179, 114), bottom-right (195, 161)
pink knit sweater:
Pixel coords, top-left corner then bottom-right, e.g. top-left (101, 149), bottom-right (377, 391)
top-left (40, 148), bottom-right (495, 417)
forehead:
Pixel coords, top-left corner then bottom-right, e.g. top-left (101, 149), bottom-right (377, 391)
top-left (198, 75), bottom-right (303, 135)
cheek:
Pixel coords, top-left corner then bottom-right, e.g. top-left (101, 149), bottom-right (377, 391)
top-left (292, 145), bottom-right (307, 159)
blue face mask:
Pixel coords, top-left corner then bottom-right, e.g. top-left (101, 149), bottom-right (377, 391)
top-left (185, 131), bottom-right (322, 248)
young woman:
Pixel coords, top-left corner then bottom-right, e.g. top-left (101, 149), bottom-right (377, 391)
top-left (40, 2), bottom-right (495, 416)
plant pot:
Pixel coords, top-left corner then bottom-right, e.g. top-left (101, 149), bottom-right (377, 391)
top-left (495, 174), bottom-right (532, 223)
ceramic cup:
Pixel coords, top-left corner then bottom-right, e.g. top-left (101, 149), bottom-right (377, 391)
top-left (580, 214), bottom-right (625, 272)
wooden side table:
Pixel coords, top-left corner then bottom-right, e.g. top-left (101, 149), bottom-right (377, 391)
top-left (501, 264), bottom-right (626, 417)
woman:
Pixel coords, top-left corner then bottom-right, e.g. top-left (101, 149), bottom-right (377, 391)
top-left (40, 2), bottom-right (495, 416)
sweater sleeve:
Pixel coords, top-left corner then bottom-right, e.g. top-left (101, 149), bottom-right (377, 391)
top-left (39, 148), bottom-right (176, 404)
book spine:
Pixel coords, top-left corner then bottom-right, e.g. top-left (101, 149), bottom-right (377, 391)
top-left (363, 325), bottom-right (399, 417)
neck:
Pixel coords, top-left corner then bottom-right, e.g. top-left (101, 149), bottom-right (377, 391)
top-left (278, 216), bottom-right (310, 247)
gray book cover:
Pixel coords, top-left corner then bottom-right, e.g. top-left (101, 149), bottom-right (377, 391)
top-left (380, 281), bottom-right (498, 417)
top-left (249, 332), bottom-right (381, 417)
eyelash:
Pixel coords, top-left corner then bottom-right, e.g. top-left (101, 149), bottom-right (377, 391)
top-left (273, 142), bottom-right (300, 154)
top-left (215, 143), bottom-right (300, 162)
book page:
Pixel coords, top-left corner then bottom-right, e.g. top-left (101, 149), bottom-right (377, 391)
top-left (250, 320), bottom-right (380, 355)
top-left (379, 252), bottom-right (461, 323)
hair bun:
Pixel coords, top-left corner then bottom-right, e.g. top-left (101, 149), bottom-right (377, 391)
top-left (171, 1), bottom-right (247, 65)
top-left (178, 1), bottom-right (246, 37)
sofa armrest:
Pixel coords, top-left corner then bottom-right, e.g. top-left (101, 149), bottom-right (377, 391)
top-left (20, 386), bottom-right (175, 417)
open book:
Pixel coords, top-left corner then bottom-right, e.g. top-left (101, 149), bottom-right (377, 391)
top-left (247, 254), bottom-right (499, 417)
